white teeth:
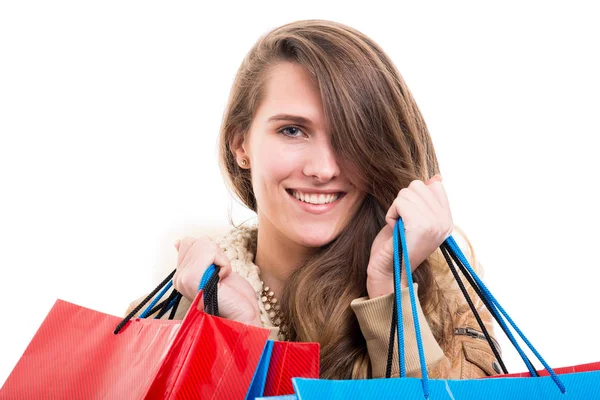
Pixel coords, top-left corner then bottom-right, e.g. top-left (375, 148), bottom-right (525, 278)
top-left (291, 190), bottom-right (340, 205)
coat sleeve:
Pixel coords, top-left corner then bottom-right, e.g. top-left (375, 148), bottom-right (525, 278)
top-left (350, 284), bottom-right (446, 378)
top-left (351, 226), bottom-right (502, 379)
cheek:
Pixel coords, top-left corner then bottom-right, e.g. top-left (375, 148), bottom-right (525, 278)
top-left (250, 154), bottom-right (299, 212)
top-left (252, 145), bottom-right (302, 190)
top-left (258, 158), bottom-right (291, 184)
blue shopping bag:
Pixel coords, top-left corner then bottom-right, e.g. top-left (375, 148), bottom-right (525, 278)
top-left (258, 218), bottom-right (600, 399)
top-left (248, 340), bottom-right (276, 399)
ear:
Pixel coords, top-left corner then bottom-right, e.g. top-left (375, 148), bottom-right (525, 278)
top-left (229, 129), bottom-right (251, 169)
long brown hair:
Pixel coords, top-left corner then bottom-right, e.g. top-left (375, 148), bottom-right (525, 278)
top-left (218, 19), bottom-right (453, 379)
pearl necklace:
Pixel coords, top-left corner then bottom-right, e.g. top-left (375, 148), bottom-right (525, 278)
top-left (260, 281), bottom-right (288, 341)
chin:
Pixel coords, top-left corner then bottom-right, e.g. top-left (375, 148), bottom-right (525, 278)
top-left (292, 223), bottom-right (341, 248)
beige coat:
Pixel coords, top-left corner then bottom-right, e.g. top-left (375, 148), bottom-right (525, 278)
top-left (125, 224), bottom-right (501, 379)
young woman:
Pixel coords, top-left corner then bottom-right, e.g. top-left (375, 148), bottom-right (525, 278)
top-left (126, 19), bottom-right (501, 381)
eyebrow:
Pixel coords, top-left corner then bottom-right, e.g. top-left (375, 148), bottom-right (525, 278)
top-left (267, 114), bottom-right (313, 126)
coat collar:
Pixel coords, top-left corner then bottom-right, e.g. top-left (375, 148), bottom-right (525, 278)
top-left (213, 223), bottom-right (275, 328)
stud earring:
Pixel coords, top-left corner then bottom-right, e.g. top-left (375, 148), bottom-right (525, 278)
top-left (240, 158), bottom-right (248, 167)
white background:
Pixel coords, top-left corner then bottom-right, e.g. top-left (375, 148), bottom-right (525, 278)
top-left (1, 1), bottom-right (599, 387)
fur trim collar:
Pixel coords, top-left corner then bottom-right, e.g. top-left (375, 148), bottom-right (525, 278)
top-left (212, 223), bottom-right (274, 328)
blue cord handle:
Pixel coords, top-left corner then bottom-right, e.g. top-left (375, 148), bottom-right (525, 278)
top-left (393, 219), bottom-right (429, 397)
top-left (139, 280), bottom-right (173, 319)
top-left (445, 237), bottom-right (537, 376)
top-left (446, 236), bottom-right (565, 393)
top-left (392, 218), bottom-right (565, 396)
top-left (139, 264), bottom-right (219, 319)
top-left (199, 263), bottom-right (217, 291)
top-left (392, 221), bottom-right (406, 378)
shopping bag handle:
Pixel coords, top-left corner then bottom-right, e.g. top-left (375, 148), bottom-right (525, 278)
top-left (387, 218), bottom-right (565, 397)
top-left (438, 242), bottom-right (527, 374)
top-left (114, 264), bottom-right (221, 334)
top-left (200, 264), bottom-right (220, 316)
top-left (442, 237), bottom-right (564, 384)
top-left (441, 237), bottom-right (558, 382)
top-left (390, 239), bottom-right (539, 379)
top-left (386, 220), bottom-right (512, 378)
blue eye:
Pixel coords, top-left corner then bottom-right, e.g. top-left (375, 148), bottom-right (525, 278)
top-left (278, 126), bottom-right (304, 138)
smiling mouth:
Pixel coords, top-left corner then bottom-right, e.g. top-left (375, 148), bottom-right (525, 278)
top-left (285, 189), bottom-right (346, 205)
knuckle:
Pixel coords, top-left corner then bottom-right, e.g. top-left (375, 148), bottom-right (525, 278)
top-left (212, 245), bottom-right (224, 258)
top-left (416, 220), bottom-right (434, 234)
top-left (201, 235), bottom-right (215, 243)
top-left (409, 179), bottom-right (424, 189)
top-left (391, 198), bottom-right (403, 212)
top-left (428, 223), bottom-right (438, 235)
top-left (416, 221), bottom-right (432, 236)
top-left (444, 222), bottom-right (453, 235)
top-left (179, 237), bottom-right (194, 248)
top-left (195, 236), bottom-right (212, 246)
top-left (190, 237), bottom-right (216, 253)
top-left (398, 188), bottom-right (410, 198)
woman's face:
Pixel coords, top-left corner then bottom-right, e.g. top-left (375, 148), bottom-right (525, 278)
top-left (235, 62), bottom-right (366, 248)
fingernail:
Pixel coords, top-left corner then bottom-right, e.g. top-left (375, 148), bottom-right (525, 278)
top-left (174, 239), bottom-right (180, 249)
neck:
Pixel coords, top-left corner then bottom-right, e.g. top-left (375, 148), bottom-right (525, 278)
top-left (254, 214), bottom-right (314, 298)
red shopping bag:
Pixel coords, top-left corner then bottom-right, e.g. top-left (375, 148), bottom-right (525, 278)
top-left (0, 287), bottom-right (270, 399)
top-left (263, 341), bottom-right (320, 396)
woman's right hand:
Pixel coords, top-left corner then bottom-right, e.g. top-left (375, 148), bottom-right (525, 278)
top-left (173, 236), bottom-right (261, 326)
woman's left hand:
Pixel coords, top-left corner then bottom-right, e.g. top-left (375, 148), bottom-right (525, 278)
top-left (366, 174), bottom-right (454, 299)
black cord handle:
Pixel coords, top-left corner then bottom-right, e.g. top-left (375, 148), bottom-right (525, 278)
top-left (439, 243), bottom-right (508, 374)
top-left (384, 238), bottom-right (526, 377)
top-left (114, 266), bottom-right (221, 334)
top-left (114, 269), bottom-right (177, 334)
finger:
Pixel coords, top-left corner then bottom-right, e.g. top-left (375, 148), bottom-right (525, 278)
top-left (385, 194), bottom-right (402, 227)
top-left (213, 249), bottom-right (232, 280)
top-left (408, 179), bottom-right (444, 214)
top-left (426, 180), bottom-right (451, 215)
top-left (177, 237), bottom-right (196, 266)
top-left (399, 189), bottom-right (435, 224)
top-left (426, 174), bottom-right (442, 184)
top-left (425, 179), bottom-right (453, 235)
top-left (385, 189), bottom-right (432, 229)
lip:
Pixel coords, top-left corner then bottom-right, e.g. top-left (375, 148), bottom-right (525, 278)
top-left (287, 187), bottom-right (346, 195)
top-left (286, 189), bottom-right (346, 215)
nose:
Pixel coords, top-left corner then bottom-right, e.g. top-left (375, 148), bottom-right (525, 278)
top-left (302, 137), bottom-right (341, 183)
